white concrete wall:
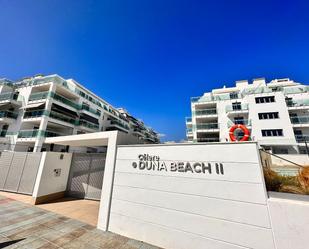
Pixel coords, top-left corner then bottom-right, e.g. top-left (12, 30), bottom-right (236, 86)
top-left (105, 142), bottom-right (275, 249)
top-left (32, 152), bottom-right (72, 197)
top-left (268, 192), bottom-right (309, 249)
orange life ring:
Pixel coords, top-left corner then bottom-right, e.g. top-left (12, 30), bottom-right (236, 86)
top-left (229, 124), bottom-right (250, 142)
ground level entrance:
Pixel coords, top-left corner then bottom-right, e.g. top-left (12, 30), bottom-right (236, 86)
top-left (67, 153), bottom-right (106, 200)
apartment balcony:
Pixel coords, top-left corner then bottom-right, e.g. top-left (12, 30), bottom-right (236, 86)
top-left (76, 119), bottom-right (99, 132)
top-left (0, 111), bottom-right (18, 124)
top-left (186, 117), bottom-right (192, 123)
top-left (196, 137), bottom-right (220, 142)
top-left (17, 129), bottom-right (65, 139)
top-left (28, 91), bottom-right (80, 111)
top-left (80, 105), bottom-right (101, 117)
top-left (295, 135), bottom-right (309, 143)
top-left (290, 116), bottom-right (309, 127)
top-left (0, 92), bottom-right (20, 106)
top-left (286, 99), bottom-right (309, 110)
top-left (225, 104), bottom-right (249, 114)
top-left (195, 123), bottom-right (219, 132)
top-left (109, 119), bottom-right (129, 131)
top-left (194, 109), bottom-right (217, 118)
top-left (228, 119), bottom-right (251, 128)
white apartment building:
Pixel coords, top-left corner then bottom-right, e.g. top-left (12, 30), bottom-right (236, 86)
top-left (186, 78), bottom-right (309, 154)
top-left (0, 74), bottom-right (159, 152)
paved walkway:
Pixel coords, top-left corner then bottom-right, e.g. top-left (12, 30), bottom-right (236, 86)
top-left (0, 192), bottom-right (100, 226)
top-left (0, 195), bottom-right (162, 249)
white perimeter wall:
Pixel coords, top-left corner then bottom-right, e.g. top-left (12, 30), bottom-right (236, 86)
top-left (106, 142), bottom-right (275, 249)
top-left (268, 192), bottom-right (309, 249)
top-left (32, 152), bottom-right (72, 197)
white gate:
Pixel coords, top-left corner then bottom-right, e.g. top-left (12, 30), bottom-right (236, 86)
top-left (0, 152), bottom-right (42, 195)
top-left (67, 153), bottom-right (106, 200)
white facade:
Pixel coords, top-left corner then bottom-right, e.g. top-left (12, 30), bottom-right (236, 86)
top-left (186, 78), bottom-right (309, 154)
top-left (0, 74), bottom-right (159, 152)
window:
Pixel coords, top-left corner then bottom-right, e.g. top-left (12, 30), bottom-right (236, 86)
top-left (234, 117), bottom-right (244, 124)
top-left (261, 129), bottom-right (283, 137)
top-left (258, 112), bottom-right (279, 120)
top-left (232, 102), bottom-right (241, 110)
top-left (255, 96), bottom-right (275, 104)
top-left (230, 92), bottom-right (238, 99)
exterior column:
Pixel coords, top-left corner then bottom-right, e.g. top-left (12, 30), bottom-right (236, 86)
top-left (33, 83), bottom-right (56, 152)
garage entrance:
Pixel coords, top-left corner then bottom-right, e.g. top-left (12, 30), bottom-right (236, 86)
top-left (67, 153), bottom-right (106, 200)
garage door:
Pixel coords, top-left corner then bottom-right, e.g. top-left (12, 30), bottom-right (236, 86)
top-left (67, 153), bottom-right (106, 200)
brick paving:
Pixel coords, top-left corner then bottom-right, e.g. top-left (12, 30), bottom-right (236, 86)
top-left (0, 195), bottom-right (162, 249)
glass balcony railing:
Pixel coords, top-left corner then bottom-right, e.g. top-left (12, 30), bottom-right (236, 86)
top-left (0, 92), bottom-right (19, 102)
top-left (23, 110), bottom-right (49, 119)
top-left (81, 105), bottom-right (100, 116)
top-left (0, 111), bottom-right (18, 119)
top-left (28, 91), bottom-right (51, 101)
top-left (194, 109), bottom-right (217, 116)
top-left (18, 129), bottom-right (64, 138)
top-left (28, 91), bottom-right (100, 116)
top-left (49, 111), bottom-right (76, 125)
top-left (110, 119), bottom-right (129, 130)
top-left (24, 109), bottom-right (77, 126)
top-left (51, 92), bottom-right (80, 109)
top-left (290, 116), bottom-right (309, 124)
top-left (186, 117), bottom-right (192, 122)
top-left (295, 135), bottom-right (309, 143)
top-left (77, 119), bottom-right (99, 130)
top-left (226, 104), bottom-right (249, 112)
top-left (195, 123), bottom-right (219, 130)
top-left (286, 99), bottom-right (309, 108)
top-left (186, 128), bottom-right (193, 133)
top-left (228, 119), bottom-right (251, 127)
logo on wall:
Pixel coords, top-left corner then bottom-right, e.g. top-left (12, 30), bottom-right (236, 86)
top-left (132, 154), bottom-right (224, 175)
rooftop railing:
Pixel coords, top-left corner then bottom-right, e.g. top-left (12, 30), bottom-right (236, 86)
top-left (290, 116), bottom-right (309, 124)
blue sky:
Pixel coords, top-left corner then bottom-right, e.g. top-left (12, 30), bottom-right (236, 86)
top-left (1, 0), bottom-right (309, 141)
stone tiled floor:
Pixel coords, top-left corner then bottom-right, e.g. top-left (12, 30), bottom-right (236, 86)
top-left (0, 195), bottom-right (162, 249)
top-left (0, 192), bottom-right (100, 226)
